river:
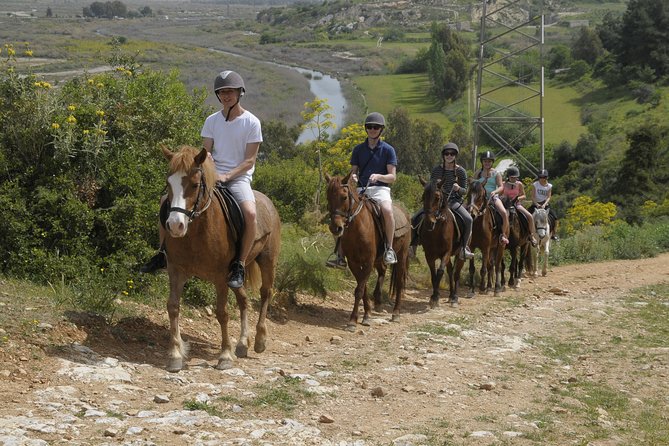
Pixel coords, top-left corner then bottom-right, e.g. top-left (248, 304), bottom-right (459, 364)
top-left (208, 48), bottom-right (347, 144)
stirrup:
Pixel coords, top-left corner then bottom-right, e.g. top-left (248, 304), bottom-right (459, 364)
top-left (500, 234), bottom-right (509, 245)
top-left (228, 261), bottom-right (245, 289)
top-left (325, 254), bottom-right (347, 269)
top-left (383, 248), bottom-right (397, 265)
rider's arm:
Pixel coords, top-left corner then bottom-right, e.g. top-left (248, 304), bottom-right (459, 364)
top-left (542, 187), bottom-right (552, 207)
top-left (350, 165), bottom-right (359, 184)
top-left (369, 164), bottom-right (396, 185)
top-left (491, 173), bottom-right (504, 196)
top-left (456, 166), bottom-right (468, 195)
top-left (217, 141), bottom-right (260, 183)
top-left (517, 183), bottom-right (527, 201)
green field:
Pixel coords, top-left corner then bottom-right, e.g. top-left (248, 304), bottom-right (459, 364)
top-left (354, 72), bottom-right (588, 145)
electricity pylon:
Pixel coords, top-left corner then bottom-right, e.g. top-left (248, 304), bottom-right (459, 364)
top-left (473, 0), bottom-right (545, 175)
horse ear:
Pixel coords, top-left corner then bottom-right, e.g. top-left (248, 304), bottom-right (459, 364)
top-left (419, 175), bottom-right (427, 186)
top-left (325, 173), bottom-right (331, 183)
top-left (195, 148), bottom-right (208, 165)
top-left (160, 145), bottom-right (174, 160)
top-left (342, 172), bottom-right (351, 184)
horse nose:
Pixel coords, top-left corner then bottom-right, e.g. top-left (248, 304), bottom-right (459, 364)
top-left (329, 222), bottom-right (344, 237)
top-left (167, 217), bottom-right (187, 238)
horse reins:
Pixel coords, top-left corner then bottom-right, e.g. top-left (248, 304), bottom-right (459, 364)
top-left (168, 167), bottom-right (213, 222)
top-left (330, 183), bottom-right (366, 230)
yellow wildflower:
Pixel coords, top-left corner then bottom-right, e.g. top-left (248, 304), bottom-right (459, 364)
top-left (66, 115), bottom-right (77, 124)
top-left (67, 105), bottom-right (76, 111)
top-left (24, 50), bottom-right (33, 57)
top-left (51, 123), bottom-right (60, 130)
top-left (96, 110), bottom-right (105, 117)
top-left (83, 129), bottom-right (90, 135)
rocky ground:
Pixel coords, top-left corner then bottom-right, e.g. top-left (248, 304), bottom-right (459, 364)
top-left (1, 254), bottom-right (668, 445)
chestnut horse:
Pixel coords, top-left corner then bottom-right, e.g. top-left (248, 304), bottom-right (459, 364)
top-left (418, 178), bottom-right (465, 308)
top-left (466, 180), bottom-right (505, 296)
top-left (501, 196), bottom-right (531, 288)
top-left (325, 173), bottom-right (410, 331)
top-left (160, 145), bottom-right (281, 372)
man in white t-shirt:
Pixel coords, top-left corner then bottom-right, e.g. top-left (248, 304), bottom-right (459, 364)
top-left (141, 70), bottom-right (262, 288)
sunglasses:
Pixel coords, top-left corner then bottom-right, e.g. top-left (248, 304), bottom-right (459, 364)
top-left (365, 125), bottom-right (382, 130)
top-left (443, 151), bottom-right (457, 156)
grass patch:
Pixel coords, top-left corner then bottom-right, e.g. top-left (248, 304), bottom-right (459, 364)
top-left (250, 376), bottom-right (314, 414)
top-left (183, 399), bottom-right (226, 418)
top-left (529, 336), bottom-right (581, 364)
top-left (411, 322), bottom-right (462, 339)
top-left (618, 284), bottom-right (669, 348)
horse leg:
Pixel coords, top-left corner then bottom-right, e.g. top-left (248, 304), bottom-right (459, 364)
top-left (213, 281), bottom-right (236, 370)
top-left (166, 272), bottom-right (188, 373)
top-left (429, 259), bottom-right (444, 308)
top-left (347, 269), bottom-right (369, 331)
top-left (254, 257), bottom-right (276, 354)
top-left (450, 258), bottom-right (464, 307)
top-left (478, 249), bottom-right (489, 294)
top-left (372, 263), bottom-right (386, 314)
top-left (542, 239), bottom-right (550, 277)
top-left (467, 258), bottom-right (476, 298)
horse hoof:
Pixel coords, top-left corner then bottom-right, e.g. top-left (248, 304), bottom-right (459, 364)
top-left (216, 359), bottom-right (234, 370)
top-left (466, 292), bottom-right (475, 299)
top-left (373, 305), bottom-right (383, 313)
top-left (166, 358), bottom-right (183, 373)
top-left (361, 318), bottom-right (371, 327)
top-left (542, 271), bottom-right (547, 277)
top-left (235, 344), bottom-right (248, 358)
top-left (390, 314), bottom-right (400, 323)
top-left (450, 300), bottom-right (459, 308)
top-left (254, 338), bottom-right (266, 354)
top-left (345, 324), bottom-right (357, 332)
top-left (429, 299), bottom-right (439, 309)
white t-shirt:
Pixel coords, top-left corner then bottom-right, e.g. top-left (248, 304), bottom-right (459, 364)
top-left (533, 180), bottom-right (552, 202)
top-left (201, 109), bottom-right (263, 181)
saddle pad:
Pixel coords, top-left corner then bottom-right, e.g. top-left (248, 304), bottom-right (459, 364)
top-left (214, 182), bottom-right (244, 245)
top-left (392, 204), bottom-right (411, 238)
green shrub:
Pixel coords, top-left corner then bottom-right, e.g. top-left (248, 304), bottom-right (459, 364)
top-left (605, 221), bottom-right (658, 260)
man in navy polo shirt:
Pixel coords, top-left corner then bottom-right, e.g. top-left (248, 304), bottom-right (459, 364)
top-left (350, 112), bottom-right (398, 265)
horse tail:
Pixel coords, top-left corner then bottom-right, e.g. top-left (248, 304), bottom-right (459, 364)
top-left (246, 261), bottom-right (262, 291)
top-left (389, 248), bottom-right (408, 301)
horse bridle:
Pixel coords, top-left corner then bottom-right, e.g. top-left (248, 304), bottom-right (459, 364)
top-left (168, 167), bottom-right (213, 223)
top-left (330, 183), bottom-right (365, 229)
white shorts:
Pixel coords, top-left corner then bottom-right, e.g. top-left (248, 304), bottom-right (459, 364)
top-left (358, 185), bottom-right (392, 203)
top-left (226, 177), bottom-right (255, 203)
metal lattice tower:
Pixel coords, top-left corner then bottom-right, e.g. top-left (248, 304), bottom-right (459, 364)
top-left (473, 0), bottom-right (545, 175)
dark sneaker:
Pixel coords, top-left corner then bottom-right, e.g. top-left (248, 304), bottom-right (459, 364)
top-left (551, 235), bottom-right (560, 241)
top-left (139, 252), bottom-right (166, 274)
top-left (325, 255), bottom-right (347, 269)
top-left (459, 247), bottom-right (474, 260)
top-left (228, 261), bottom-right (245, 289)
top-left (383, 248), bottom-right (398, 265)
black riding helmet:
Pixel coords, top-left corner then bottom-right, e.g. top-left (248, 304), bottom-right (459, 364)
top-left (480, 150), bottom-right (495, 162)
top-left (441, 142), bottom-right (459, 155)
top-left (506, 166), bottom-right (520, 178)
top-left (538, 169), bottom-right (549, 178)
top-left (364, 112), bottom-right (386, 127)
top-left (214, 70), bottom-right (245, 121)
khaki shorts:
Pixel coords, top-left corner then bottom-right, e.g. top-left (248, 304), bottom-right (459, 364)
top-left (358, 185), bottom-right (392, 203)
top-left (226, 177), bottom-right (255, 203)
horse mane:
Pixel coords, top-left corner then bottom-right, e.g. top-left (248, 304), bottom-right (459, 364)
top-left (327, 174), bottom-right (360, 200)
top-left (169, 145), bottom-right (217, 191)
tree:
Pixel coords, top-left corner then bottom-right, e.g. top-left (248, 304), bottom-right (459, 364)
top-left (617, 0), bottom-right (669, 80)
top-left (46, 7), bottom-right (53, 18)
top-left (300, 98), bottom-right (336, 207)
top-left (426, 23), bottom-right (470, 102)
top-left (384, 107), bottom-right (443, 176)
top-left (571, 27), bottom-right (604, 66)
top-left (547, 45), bottom-right (572, 76)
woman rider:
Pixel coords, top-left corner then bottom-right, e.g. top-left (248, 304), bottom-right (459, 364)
top-left (471, 151), bottom-right (510, 245)
top-left (430, 142), bottom-right (474, 260)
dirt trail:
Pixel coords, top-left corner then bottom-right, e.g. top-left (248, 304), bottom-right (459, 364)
top-left (1, 254), bottom-right (668, 445)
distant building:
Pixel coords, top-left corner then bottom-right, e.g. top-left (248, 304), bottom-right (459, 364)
top-left (566, 19), bottom-right (589, 28)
